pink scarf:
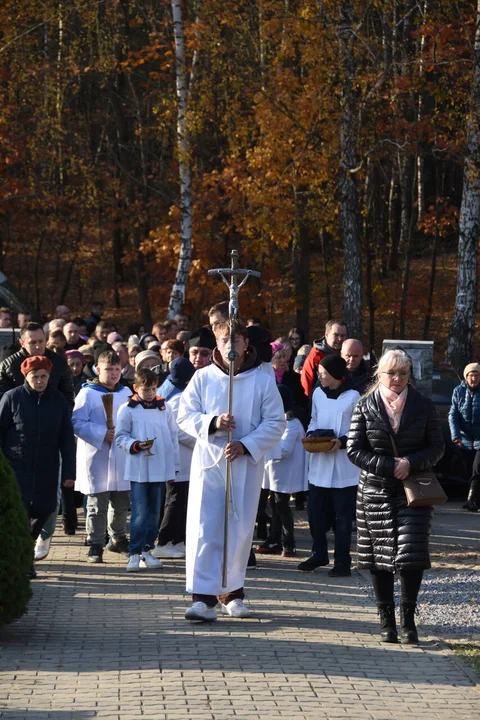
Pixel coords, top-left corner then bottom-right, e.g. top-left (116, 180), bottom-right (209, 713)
top-left (274, 367), bottom-right (286, 385)
top-left (379, 384), bottom-right (408, 433)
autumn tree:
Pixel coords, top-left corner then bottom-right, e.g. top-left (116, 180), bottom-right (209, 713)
top-left (446, 0), bottom-right (480, 370)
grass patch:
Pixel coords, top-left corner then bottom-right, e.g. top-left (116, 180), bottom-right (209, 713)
top-left (448, 642), bottom-right (480, 677)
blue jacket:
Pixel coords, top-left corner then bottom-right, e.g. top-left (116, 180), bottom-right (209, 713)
top-left (448, 382), bottom-right (480, 449)
top-left (0, 383), bottom-right (76, 515)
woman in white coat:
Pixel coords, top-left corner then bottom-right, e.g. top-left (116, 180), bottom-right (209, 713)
top-left (257, 385), bottom-right (306, 557)
top-left (298, 354), bottom-right (360, 576)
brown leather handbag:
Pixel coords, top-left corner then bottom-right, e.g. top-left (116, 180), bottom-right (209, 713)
top-left (390, 436), bottom-right (447, 507)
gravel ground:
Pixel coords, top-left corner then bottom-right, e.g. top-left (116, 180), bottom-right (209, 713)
top-left (357, 568), bottom-right (480, 640)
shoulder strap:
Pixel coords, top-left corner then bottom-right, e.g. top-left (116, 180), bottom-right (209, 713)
top-left (390, 434), bottom-right (399, 456)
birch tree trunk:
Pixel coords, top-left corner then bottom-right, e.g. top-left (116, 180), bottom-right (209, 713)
top-left (446, 0), bottom-right (480, 371)
top-left (292, 187), bottom-right (310, 339)
top-left (168, 0), bottom-right (193, 319)
top-left (338, 0), bottom-right (362, 339)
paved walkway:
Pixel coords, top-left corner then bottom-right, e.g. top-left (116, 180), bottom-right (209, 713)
top-left (429, 500), bottom-right (480, 550)
top-left (0, 506), bottom-right (479, 720)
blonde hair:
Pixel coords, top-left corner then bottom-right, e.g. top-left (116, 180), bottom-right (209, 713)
top-left (363, 349), bottom-right (412, 397)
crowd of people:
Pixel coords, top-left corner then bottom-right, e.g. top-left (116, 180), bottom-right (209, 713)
top-left (0, 301), bottom-right (477, 641)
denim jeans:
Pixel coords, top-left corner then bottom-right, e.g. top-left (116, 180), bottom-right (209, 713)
top-left (129, 482), bottom-right (165, 555)
top-left (307, 484), bottom-right (357, 569)
top-left (41, 481), bottom-right (62, 540)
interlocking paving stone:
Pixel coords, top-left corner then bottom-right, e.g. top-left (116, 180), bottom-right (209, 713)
top-left (0, 514), bottom-right (479, 720)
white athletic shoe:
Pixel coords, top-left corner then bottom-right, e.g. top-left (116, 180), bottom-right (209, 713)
top-left (152, 542), bottom-right (184, 559)
top-left (34, 537), bottom-right (51, 561)
top-left (184, 602), bottom-right (218, 621)
top-left (126, 554), bottom-right (141, 572)
top-left (140, 550), bottom-right (163, 569)
top-left (221, 599), bottom-right (250, 618)
top-left (174, 542), bottom-right (186, 556)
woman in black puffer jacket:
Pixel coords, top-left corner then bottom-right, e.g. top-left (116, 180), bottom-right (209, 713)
top-left (347, 349), bottom-right (444, 644)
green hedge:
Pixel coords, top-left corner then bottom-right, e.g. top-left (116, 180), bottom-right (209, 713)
top-left (0, 450), bottom-right (32, 628)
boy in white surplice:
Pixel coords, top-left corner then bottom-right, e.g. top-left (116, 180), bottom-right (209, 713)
top-left (178, 322), bottom-right (285, 622)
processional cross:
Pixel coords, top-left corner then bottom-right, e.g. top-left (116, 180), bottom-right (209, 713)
top-left (207, 250), bottom-right (261, 587)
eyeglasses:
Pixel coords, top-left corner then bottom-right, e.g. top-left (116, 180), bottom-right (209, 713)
top-left (190, 349), bottom-right (211, 357)
top-left (382, 371), bottom-right (409, 378)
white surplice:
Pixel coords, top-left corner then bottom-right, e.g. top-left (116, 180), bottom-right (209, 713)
top-left (307, 386), bottom-right (360, 489)
top-left (167, 391), bottom-right (195, 482)
top-left (263, 417), bottom-right (307, 494)
top-left (177, 363), bottom-right (285, 595)
top-left (73, 384), bottom-right (132, 495)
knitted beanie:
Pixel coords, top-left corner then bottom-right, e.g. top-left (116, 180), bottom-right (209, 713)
top-left (463, 362), bottom-right (480, 379)
top-left (170, 357), bottom-right (195, 388)
top-left (135, 350), bottom-right (160, 370)
top-left (319, 354), bottom-right (347, 380)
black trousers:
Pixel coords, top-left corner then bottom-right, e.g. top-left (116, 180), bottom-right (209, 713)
top-left (157, 481), bottom-right (189, 545)
top-left (268, 492), bottom-right (295, 550)
top-left (370, 568), bottom-right (424, 605)
top-left (61, 484), bottom-right (78, 530)
top-left (27, 505), bottom-right (50, 542)
top-left (463, 449), bottom-right (480, 501)
top-left (307, 484), bottom-right (356, 569)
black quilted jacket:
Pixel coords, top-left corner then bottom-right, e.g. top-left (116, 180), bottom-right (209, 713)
top-left (347, 386), bottom-right (444, 571)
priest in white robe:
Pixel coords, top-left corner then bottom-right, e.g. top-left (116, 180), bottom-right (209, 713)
top-left (178, 321), bottom-right (285, 621)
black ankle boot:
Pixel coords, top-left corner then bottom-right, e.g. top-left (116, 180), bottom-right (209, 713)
top-left (378, 603), bottom-right (398, 643)
top-left (400, 603), bottom-right (419, 644)
top-left (462, 489), bottom-right (478, 512)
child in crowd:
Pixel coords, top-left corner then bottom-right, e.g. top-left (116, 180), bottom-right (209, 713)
top-left (66, 350), bottom-right (86, 395)
top-left (115, 368), bottom-right (180, 572)
top-left (256, 385), bottom-right (307, 557)
top-left (72, 350), bottom-right (132, 563)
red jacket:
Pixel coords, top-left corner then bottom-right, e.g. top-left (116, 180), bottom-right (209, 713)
top-left (300, 338), bottom-right (336, 398)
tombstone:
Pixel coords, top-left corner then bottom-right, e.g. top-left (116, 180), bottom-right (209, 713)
top-left (381, 339), bottom-right (434, 399)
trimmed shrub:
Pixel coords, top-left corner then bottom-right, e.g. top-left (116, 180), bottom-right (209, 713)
top-left (0, 450), bottom-right (32, 628)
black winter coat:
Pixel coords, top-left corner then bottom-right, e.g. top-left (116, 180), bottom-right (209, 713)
top-left (347, 386), bottom-right (444, 571)
top-left (0, 383), bottom-right (76, 515)
top-left (0, 347), bottom-right (75, 409)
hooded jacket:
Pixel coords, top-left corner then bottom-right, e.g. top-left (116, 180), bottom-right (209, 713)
top-left (300, 337), bottom-right (337, 399)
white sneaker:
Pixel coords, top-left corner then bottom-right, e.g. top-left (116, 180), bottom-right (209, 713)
top-left (221, 599), bottom-right (250, 618)
top-left (152, 542), bottom-right (184, 559)
top-left (174, 542), bottom-right (186, 557)
top-left (184, 602), bottom-right (217, 621)
top-left (34, 537), bottom-right (51, 561)
top-left (126, 554), bottom-right (141, 572)
top-left (140, 550), bottom-right (163, 569)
